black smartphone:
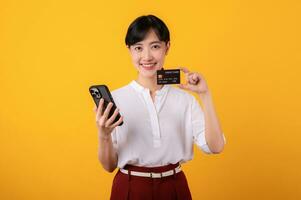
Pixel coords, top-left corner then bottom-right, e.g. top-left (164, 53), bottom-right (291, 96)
top-left (89, 85), bottom-right (123, 126)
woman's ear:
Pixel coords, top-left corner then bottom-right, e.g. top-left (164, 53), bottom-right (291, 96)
top-left (165, 41), bottom-right (170, 55)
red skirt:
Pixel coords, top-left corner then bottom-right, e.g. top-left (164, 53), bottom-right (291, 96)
top-left (110, 163), bottom-right (192, 200)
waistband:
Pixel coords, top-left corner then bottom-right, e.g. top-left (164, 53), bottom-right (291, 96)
top-left (122, 162), bottom-right (180, 173)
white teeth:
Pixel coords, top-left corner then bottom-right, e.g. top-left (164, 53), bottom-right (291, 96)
top-left (142, 63), bottom-right (156, 67)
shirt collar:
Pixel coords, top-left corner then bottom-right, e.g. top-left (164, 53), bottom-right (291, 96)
top-left (129, 80), bottom-right (170, 96)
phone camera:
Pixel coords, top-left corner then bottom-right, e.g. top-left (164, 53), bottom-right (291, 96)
top-left (90, 88), bottom-right (101, 99)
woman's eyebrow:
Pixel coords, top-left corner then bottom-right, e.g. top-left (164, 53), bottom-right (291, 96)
top-left (134, 41), bottom-right (162, 46)
top-left (149, 41), bottom-right (161, 45)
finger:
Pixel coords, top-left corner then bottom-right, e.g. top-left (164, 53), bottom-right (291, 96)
top-left (93, 106), bottom-right (97, 113)
top-left (96, 98), bottom-right (104, 113)
top-left (188, 79), bottom-right (197, 85)
top-left (188, 72), bottom-right (200, 83)
top-left (192, 73), bottom-right (199, 81)
top-left (103, 102), bottom-right (114, 121)
top-left (96, 98), bottom-right (104, 120)
top-left (190, 75), bottom-right (200, 84)
top-left (112, 115), bottom-right (124, 128)
top-left (179, 66), bottom-right (190, 74)
top-left (186, 73), bottom-right (194, 83)
top-left (105, 108), bottom-right (120, 127)
top-left (185, 72), bottom-right (196, 82)
top-left (187, 72), bottom-right (197, 80)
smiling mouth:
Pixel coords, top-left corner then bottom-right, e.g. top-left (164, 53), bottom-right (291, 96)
top-left (141, 63), bottom-right (157, 69)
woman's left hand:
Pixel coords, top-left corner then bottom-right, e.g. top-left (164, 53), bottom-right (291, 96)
top-left (178, 67), bottom-right (209, 95)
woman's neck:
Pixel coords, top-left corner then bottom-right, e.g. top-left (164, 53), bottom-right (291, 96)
top-left (136, 75), bottom-right (163, 94)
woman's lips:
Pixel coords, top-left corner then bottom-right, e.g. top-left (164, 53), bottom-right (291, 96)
top-left (141, 63), bottom-right (156, 70)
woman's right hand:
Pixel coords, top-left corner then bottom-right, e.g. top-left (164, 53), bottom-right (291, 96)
top-left (93, 98), bottom-right (123, 139)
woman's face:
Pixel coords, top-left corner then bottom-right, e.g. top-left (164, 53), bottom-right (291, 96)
top-left (128, 29), bottom-right (170, 78)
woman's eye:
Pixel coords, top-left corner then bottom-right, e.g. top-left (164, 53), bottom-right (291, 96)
top-left (152, 45), bottom-right (161, 49)
top-left (134, 46), bottom-right (142, 51)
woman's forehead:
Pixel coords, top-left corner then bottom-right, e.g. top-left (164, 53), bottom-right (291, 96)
top-left (134, 30), bottom-right (162, 45)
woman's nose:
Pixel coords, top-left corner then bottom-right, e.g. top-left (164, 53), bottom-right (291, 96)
top-left (141, 49), bottom-right (153, 60)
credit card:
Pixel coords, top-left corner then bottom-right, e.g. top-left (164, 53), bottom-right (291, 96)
top-left (157, 69), bottom-right (180, 85)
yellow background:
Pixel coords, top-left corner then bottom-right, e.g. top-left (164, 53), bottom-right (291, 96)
top-left (1, 0), bottom-right (300, 199)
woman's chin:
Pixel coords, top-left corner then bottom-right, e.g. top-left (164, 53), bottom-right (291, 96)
top-left (139, 71), bottom-right (157, 78)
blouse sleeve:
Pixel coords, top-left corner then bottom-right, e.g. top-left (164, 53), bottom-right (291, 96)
top-left (191, 96), bottom-right (226, 154)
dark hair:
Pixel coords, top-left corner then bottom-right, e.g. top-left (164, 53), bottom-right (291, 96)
top-left (125, 15), bottom-right (170, 47)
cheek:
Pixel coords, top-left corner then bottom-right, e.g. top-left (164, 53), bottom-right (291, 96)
top-left (154, 51), bottom-right (166, 62)
top-left (131, 54), bottom-right (140, 64)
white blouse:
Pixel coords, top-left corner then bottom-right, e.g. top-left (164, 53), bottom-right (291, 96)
top-left (111, 80), bottom-right (224, 168)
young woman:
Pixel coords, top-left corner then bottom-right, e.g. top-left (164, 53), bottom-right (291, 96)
top-left (94, 14), bottom-right (226, 200)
